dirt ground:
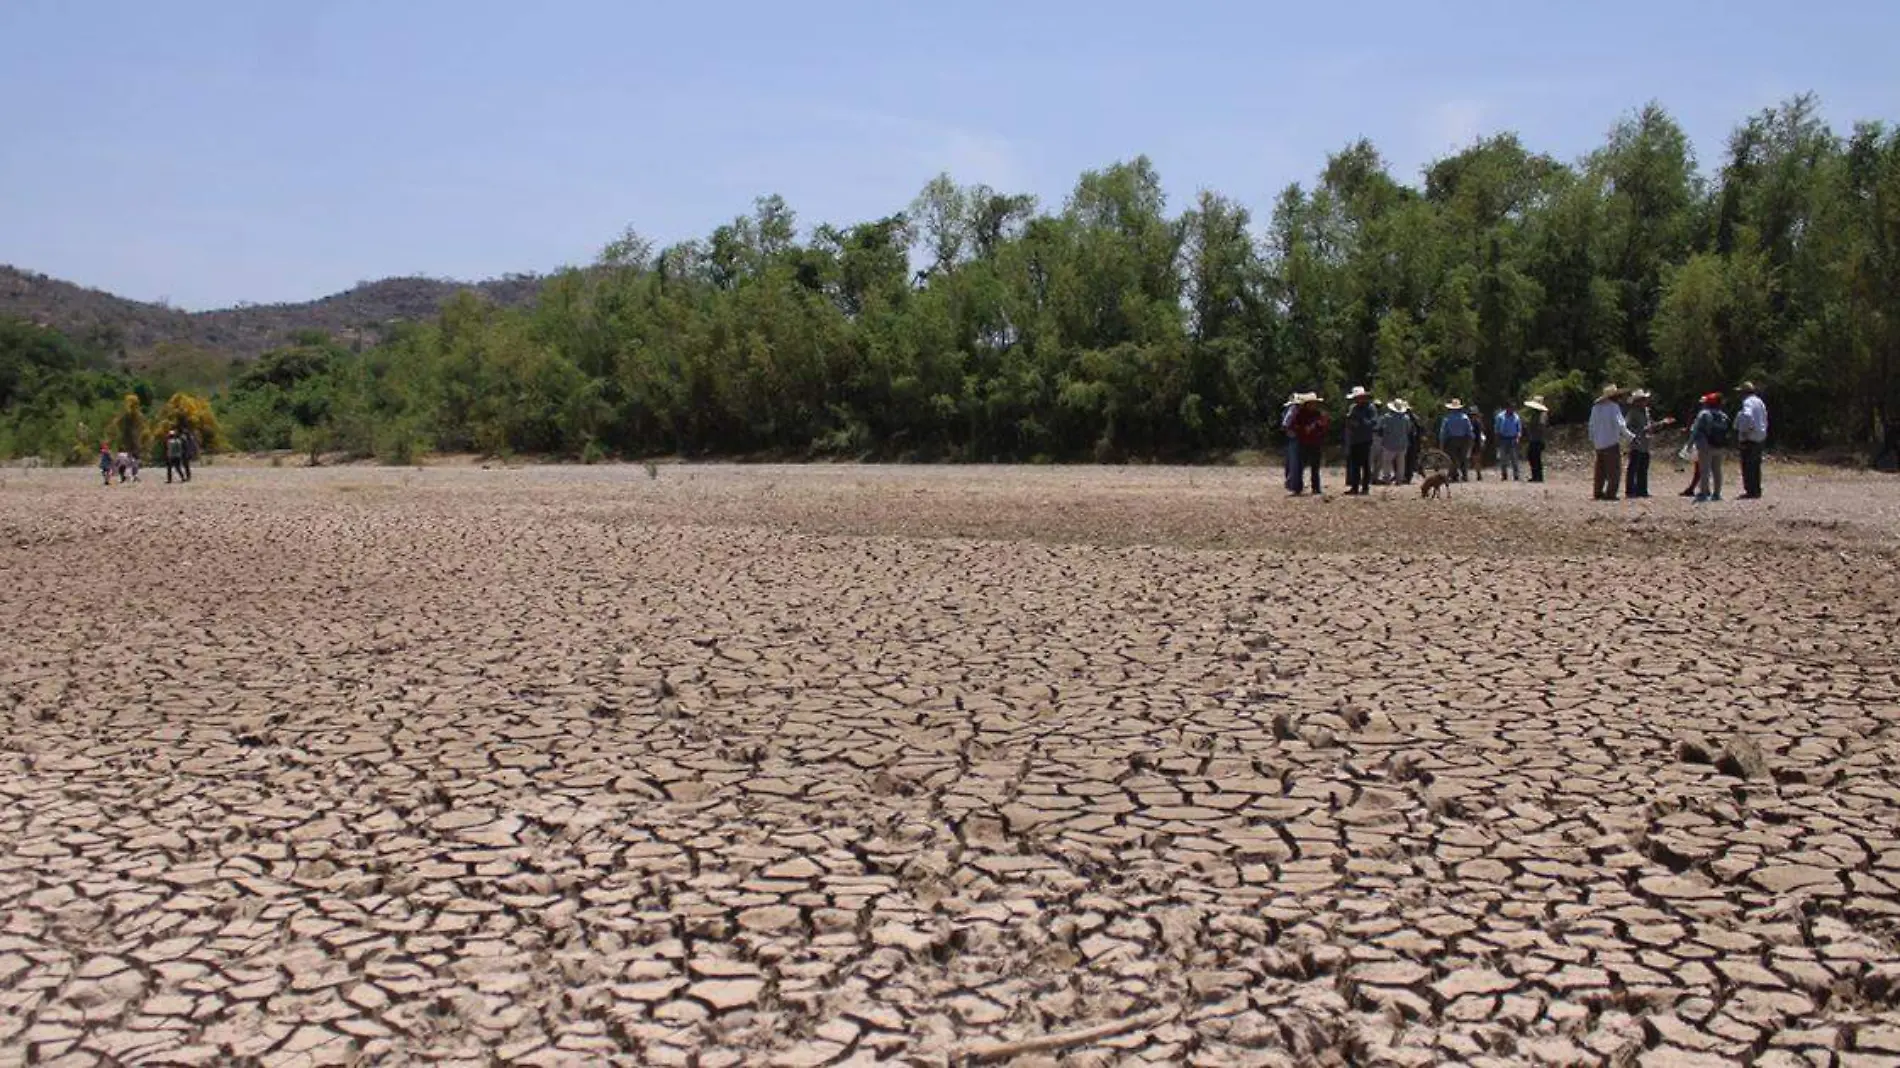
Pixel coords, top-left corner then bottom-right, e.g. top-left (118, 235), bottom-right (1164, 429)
top-left (3, 461), bottom-right (1900, 1067)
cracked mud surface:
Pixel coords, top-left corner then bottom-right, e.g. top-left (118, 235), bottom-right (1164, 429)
top-left (3, 463), bottom-right (1900, 1067)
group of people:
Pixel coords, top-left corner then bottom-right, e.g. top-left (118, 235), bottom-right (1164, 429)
top-left (1590, 381), bottom-right (1768, 502)
top-left (97, 429), bottom-right (199, 487)
top-left (1281, 381), bottom-right (1770, 501)
top-left (1281, 389), bottom-right (1551, 495)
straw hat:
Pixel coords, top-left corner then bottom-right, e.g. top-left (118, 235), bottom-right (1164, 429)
top-left (1386, 398), bottom-right (1410, 413)
top-left (1347, 386), bottom-right (1371, 401)
top-left (1443, 398), bottom-right (1464, 410)
top-left (1630, 389), bottom-right (1652, 403)
top-left (1523, 396), bottom-right (1548, 413)
top-left (1598, 384), bottom-right (1627, 401)
top-left (1737, 381), bottom-right (1758, 394)
top-left (1301, 393), bottom-right (1324, 405)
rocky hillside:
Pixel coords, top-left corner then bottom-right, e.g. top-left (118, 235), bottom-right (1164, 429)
top-left (0, 266), bottom-right (545, 363)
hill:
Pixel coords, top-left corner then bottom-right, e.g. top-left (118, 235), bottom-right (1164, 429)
top-left (0, 265), bottom-right (545, 364)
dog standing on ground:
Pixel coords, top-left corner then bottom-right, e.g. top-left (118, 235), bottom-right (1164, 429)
top-left (1420, 473), bottom-right (1451, 499)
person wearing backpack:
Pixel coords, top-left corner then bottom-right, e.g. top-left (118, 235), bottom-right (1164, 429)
top-left (1690, 392), bottom-right (1730, 503)
top-left (164, 431), bottom-right (186, 484)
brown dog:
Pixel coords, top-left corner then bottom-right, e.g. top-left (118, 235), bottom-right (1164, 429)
top-left (1420, 473), bottom-right (1451, 499)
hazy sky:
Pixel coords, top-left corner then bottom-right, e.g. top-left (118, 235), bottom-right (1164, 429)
top-left (3, 0), bottom-right (1895, 310)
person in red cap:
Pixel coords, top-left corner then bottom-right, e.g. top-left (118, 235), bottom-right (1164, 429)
top-left (1688, 392), bottom-right (1731, 503)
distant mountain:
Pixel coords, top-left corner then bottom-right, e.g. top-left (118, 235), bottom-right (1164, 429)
top-left (0, 265), bottom-right (546, 364)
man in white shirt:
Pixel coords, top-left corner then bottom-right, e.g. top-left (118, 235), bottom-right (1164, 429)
top-left (1588, 385), bottom-right (1631, 501)
top-left (1735, 381), bottom-right (1769, 499)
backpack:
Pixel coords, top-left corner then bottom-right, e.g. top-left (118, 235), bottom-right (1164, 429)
top-left (1704, 410), bottom-right (1731, 447)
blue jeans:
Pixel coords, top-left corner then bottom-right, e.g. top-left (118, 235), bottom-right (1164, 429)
top-left (1497, 438), bottom-right (1520, 480)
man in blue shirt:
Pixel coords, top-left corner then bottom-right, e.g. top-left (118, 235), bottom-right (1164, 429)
top-left (1438, 400), bottom-right (1475, 482)
top-left (1492, 403), bottom-right (1523, 481)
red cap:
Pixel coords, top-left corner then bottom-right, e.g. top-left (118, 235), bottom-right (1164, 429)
top-left (1701, 392), bottom-right (1723, 405)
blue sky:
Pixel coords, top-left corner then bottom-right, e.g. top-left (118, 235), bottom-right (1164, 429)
top-left (2, 0), bottom-right (1895, 310)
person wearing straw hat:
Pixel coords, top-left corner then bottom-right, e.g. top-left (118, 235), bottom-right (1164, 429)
top-left (1403, 402), bottom-right (1424, 483)
top-left (1289, 394), bottom-right (1330, 496)
top-left (1279, 392), bottom-right (1305, 493)
top-left (1343, 386), bottom-right (1378, 495)
top-left (1622, 389), bottom-right (1674, 498)
top-left (1734, 381), bottom-right (1768, 498)
top-left (1588, 384), bottom-right (1631, 500)
top-left (1378, 399), bottom-right (1412, 486)
top-left (1522, 396), bottom-right (1549, 482)
top-left (1437, 399), bottom-right (1475, 482)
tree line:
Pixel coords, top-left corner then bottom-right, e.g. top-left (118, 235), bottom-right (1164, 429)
top-left (5, 94), bottom-right (1898, 466)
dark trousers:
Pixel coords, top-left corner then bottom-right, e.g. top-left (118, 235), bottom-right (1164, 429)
top-left (1295, 443), bottom-right (1322, 494)
top-left (181, 455), bottom-right (193, 481)
top-left (166, 458), bottom-right (185, 483)
top-left (1284, 440), bottom-right (1299, 492)
top-left (1346, 442), bottom-right (1372, 493)
top-left (1625, 449), bottom-right (1651, 497)
top-left (1446, 438), bottom-right (1472, 481)
top-left (1740, 441), bottom-right (1763, 497)
top-left (1594, 447), bottom-right (1620, 499)
top-left (1405, 440), bottom-right (1420, 483)
top-left (1528, 440), bottom-right (1545, 482)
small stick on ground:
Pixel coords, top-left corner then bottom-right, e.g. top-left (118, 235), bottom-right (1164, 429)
top-left (960, 1007), bottom-right (1178, 1063)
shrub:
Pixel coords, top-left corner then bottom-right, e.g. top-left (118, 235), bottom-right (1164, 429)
top-left (290, 423), bottom-right (330, 466)
top-left (105, 394), bottom-right (147, 455)
top-left (374, 422), bottom-right (424, 466)
top-left (148, 392), bottom-right (224, 455)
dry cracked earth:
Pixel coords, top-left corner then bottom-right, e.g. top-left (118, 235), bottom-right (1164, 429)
top-left (4, 461), bottom-right (1900, 1068)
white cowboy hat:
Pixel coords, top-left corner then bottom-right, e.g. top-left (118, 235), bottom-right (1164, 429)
top-left (1629, 389), bottom-right (1652, 402)
top-left (1522, 396), bottom-right (1548, 413)
top-left (1598, 384), bottom-right (1627, 401)
top-left (1443, 398), bottom-right (1464, 410)
top-left (1347, 386), bottom-right (1371, 401)
top-left (1386, 398), bottom-right (1410, 413)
